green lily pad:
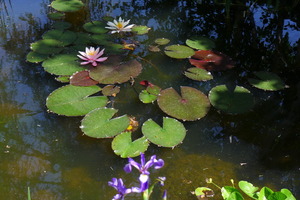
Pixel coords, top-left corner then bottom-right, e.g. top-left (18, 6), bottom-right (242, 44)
top-left (164, 45), bottom-right (195, 59)
top-left (30, 39), bottom-right (63, 55)
top-left (157, 86), bottom-right (210, 121)
top-left (48, 12), bottom-right (65, 20)
top-left (26, 51), bottom-right (49, 63)
top-left (43, 30), bottom-right (76, 46)
top-left (50, 0), bottom-right (84, 12)
top-left (280, 189), bottom-right (296, 200)
top-left (132, 25), bottom-right (150, 35)
top-left (142, 117), bottom-right (186, 147)
top-left (70, 70), bottom-right (98, 86)
top-left (53, 21), bottom-right (72, 30)
top-left (147, 85), bottom-right (161, 95)
top-left (154, 38), bottom-right (170, 45)
top-left (184, 67), bottom-right (213, 81)
top-left (91, 34), bottom-right (112, 45)
top-left (186, 36), bottom-right (215, 50)
top-left (80, 107), bottom-right (130, 138)
top-left (89, 59), bottom-right (142, 84)
top-left (46, 85), bottom-right (108, 116)
top-left (238, 181), bottom-right (259, 199)
top-left (55, 75), bottom-right (70, 83)
top-left (194, 187), bottom-right (214, 198)
top-left (221, 186), bottom-right (242, 200)
top-left (139, 90), bottom-right (157, 103)
top-left (248, 71), bottom-right (285, 91)
top-left (112, 131), bottom-right (149, 158)
top-left (83, 21), bottom-right (108, 34)
top-left (104, 43), bottom-right (125, 54)
top-left (209, 85), bottom-right (254, 114)
top-left (42, 54), bottom-right (85, 76)
top-left (73, 32), bottom-right (91, 45)
top-left (102, 85), bottom-right (120, 96)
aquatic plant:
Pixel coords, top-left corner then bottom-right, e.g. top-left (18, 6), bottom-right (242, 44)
top-left (106, 17), bottom-right (135, 34)
top-left (77, 47), bottom-right (108, 66)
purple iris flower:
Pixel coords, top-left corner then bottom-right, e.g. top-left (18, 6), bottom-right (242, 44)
top-left (124, 153), bottom-right (164, 175)
top-left (132, 174), bottom-right (149, 193)
top-left (108, 178), bottom-right (132, 200)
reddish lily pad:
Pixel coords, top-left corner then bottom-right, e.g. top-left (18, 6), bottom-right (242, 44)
top-left (164, 45), bottom-right (195, 59)
top-left (208, 85), bottom-right (254, 114)
top-left (157, 86), bottom-right (210, 121)
top-left (89, 59), bottom-right (142, 84)
top-left (189, 50), bottom-right (235, 71)
top-left (102, 85), bottom-right (120, 96)
top-left (70, 70), bottom-right (99, 86)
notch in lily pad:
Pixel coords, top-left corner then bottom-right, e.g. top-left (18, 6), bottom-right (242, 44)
top-left (112, 131), bottom-right (149, 158)
top-left (186, 36), bottom-right (215, 50)
top-left (184, 67), bottom-right (213, 81)
top-left (83, 21), bottom-right (108, 34)
top-left (248, 71), bottom-right (286, 91)
top-left (80, 107), bottom-right (130, 138)
top-left (51, 0), bottom-right (84, 12)
top-left (164, 45), bottom-right (195, 59)
top-left (70, 70), bottom-right (99, 86)
top-left (102, 85), bottom-right (120, 97)
top-left (142, 117), bottom-right (186, 148)
top-left (208, 85), bottom-right (254, 114)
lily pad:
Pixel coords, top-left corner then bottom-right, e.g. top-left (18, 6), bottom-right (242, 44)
top-left (142, 117), bottom-right (186, 147)
top-left (43, 30), bottom-right (76, 46)
top-left (30, 39), bottom-right (63, 55)
top-left (80, 107), bottom-right (130, 138)
top-left (50, 0), bottom-right (84, 12)
top-left (186, 36), bottom-right (215, 50)
top-left (157, 86), bottom-right (210, 121)
top-left (26, 51), bottom-right (49, 63)
top-left (83, 21), bottom-right (107, 34)
top-left (148, 45), bottom-right (161, 52)
top-left (52, 21), bottom-right (72, 30)
top-left (91, 34), bottom-right (112, 45)
top-left (132, 25), bottom-right (150, 35)
top-left (248, 71), bottom-right (285, 91)
top-left (102, 85), bottom-right (120, 96)
top-left (139, 90), bottom-right (157, 103)
top-left (73, 32), bottom-right (91, 45)
top-left (48, 12), bottom-right (65, 20)
top-left (184, 67), bottom-right (213, 81)
top-left (55, 75), bottom-right (70, 83)
top-left (194, 187), bottom-right (214, 199)
top-left (112, 131), bottom-right (149, 158)
top-left (154, 38), bottom-right (170, 45)
top-left (189, 50), bottom-right (235, 71)
top-left (238, 181), bottom-right (259, 199)
top-left (208, 85), bottom-right (254, 114)
top-left (46, 85), bottom-right (108, 116)
top-left (147, 84), bottom-right (161, 95)
top-left (42, 54), bottom-right (85, 75)
top-left (164, 45), bottom-right (195, 59)
top-left (89, 59), bottom-right (142, 84)
top-left (70, 70), bottom-right (99, 86)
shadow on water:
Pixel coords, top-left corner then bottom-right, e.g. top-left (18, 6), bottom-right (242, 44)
top-left (0, 0), bottom-right (300, 199)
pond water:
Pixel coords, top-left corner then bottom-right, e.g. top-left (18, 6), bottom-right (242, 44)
top-left (1, 0), bottom-right (300, 199)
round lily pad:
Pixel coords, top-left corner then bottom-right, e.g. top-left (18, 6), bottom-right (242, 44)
top-left (155, 38), bottom-right (170, 45)
top-left (70, 70), bottom-right (98, 86)
top-left (50, 0), bottom-right (84, 12)
top-left (80, 107), bottom-right (130, 138)
top-left (139, 90), bottom-right (157, 103)
top-left (43, 30), bottom-right (76, 46)
top-left (73, 32), bottom-right (91, 45)
top-left (142, 117), bottom-right (186, 147)
top-left (186, 36), bottom-right (215, 50)
top-left (46, 85), bottom-right (108, 116)
top-left (164, 45), bottom-right (195, 59)
top-left (26, 51), bottom-right (48, 63)
top-left (91, 34), bottom-right (112, 45)
top-left (55, 75), bottom-right (70, 83)
top-left (89, 59), bottom-right (142, 84)
top-left (112, 131), bottom-right (149, 158)
top-left (102, 85), bottom-right (120, 96)
top-left (132, 25), bottom-right (150, 35)
top-left (83, 21), bottom-right (107, 34)
top-left (208, 85), bottom-right (254, 114)
top-left (30, 39), bottom-right (63, 55)
top-left (184, 67), bottom-right (213, 81)
top-left (148, 45), bottom-right (161, 52)
top-left (157, 86), bottom-right (210, 121)
top-left (248, 71), bottom-right (285, 91)
top-left (42, 54), bottom-right (85, 75)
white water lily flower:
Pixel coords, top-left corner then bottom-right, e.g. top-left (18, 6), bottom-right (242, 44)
top-left (77, 47), bottom-right (108, 66)
top-left (105, 17), bottom-right (135, 34)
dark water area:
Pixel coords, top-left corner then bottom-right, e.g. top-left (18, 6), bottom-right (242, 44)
top-left (0, 0), bottom-right (300, 199)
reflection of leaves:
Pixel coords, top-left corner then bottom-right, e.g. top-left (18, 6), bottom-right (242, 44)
top-left (0, 103), bottom-right (31, 124)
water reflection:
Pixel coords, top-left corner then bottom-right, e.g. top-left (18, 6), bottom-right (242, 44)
top-left (0, 0), bottom-right (299, 199)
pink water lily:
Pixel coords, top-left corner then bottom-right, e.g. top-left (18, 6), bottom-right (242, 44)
top-left (77, 47), bottom-right (108, 66)
top-left (105, 17), bottom-right (134, 34)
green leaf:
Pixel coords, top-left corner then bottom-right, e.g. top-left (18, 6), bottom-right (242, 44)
top-left (42, 54), bottom-right (85, 75)
top-left (280, 189), bottom-right (296, 200)
top-left (238, 181), bottom-right (259, 199)
top-left (139, 90), bottom-right (157, 103)
top-left (102, 85), bottom-right (120, 96)
top-left (184, 67), bottom-right (213, 81)
top-left (194, 187), bottom-right (214, 198)
top-left (154, 38), bottom-right (170, 45)
top-left (50, 0), bottom-right (84, 12)
top-left (248, 71), bottom-right (285, 91)
top-left (48, 12), bottom-right (65, 20)
top-left (142, 117), bottom-right (186, 147)
top-left (186, 36), bottom-right (215, 50)
top-left (267, 192), bottom-right (287, 200)
top-left (112, 131), bottom-right (149, 158)
top-left (157, 86), bottom-right (210, 121)
top-left (55, 75), bottom-right (70, 83)
top-left (209, 85), bottom-right (254, 114)
top-left (258, 187), bottom-right (274, 200)
top-left (227, 191), bottom-right (244, 200)
top-left (52, 21), bottom-right (72, 30)
top-left (46, 85), bottom-right (108, 116)
top-left (26, 51), bottom-right (49, 63)
top-left (83, 21), bottom-right (108, 34)
top-left (164, 45), bottom-right (195, 59)
top-left (43, 30), bottom-right (76, 46)
top-left (221, 186), bottom-right (242, 199)
top-left (30, 39), bottom-right (63, 55)
top-left (80, 108), bottom-right (130, 138)
top-left (132, 25), bottom-right (150, 35)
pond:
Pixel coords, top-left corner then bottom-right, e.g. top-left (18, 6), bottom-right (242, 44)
top-left (0, 0), bottom-right (300, 199)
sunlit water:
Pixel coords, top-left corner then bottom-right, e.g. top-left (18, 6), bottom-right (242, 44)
top-left (1, 0), bottom-right (300, 199)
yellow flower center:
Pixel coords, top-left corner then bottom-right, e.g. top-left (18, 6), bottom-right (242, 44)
top-left (87, 51), bottom-right (96, 56)
top-left (117, 22), bottom-right (124, 29)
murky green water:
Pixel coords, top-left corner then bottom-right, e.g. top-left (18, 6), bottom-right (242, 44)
top-left (1, 0), bottom-right (300, 199)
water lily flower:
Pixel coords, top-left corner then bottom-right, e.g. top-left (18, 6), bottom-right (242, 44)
top-left (105, 17), bottom-right (134, 34)
top-left (124, 153), bottom-right (164, 175)
top-left (77, 47), bottom-right (108, 66)
top-left (108, 178), bottom-right (132, 200)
